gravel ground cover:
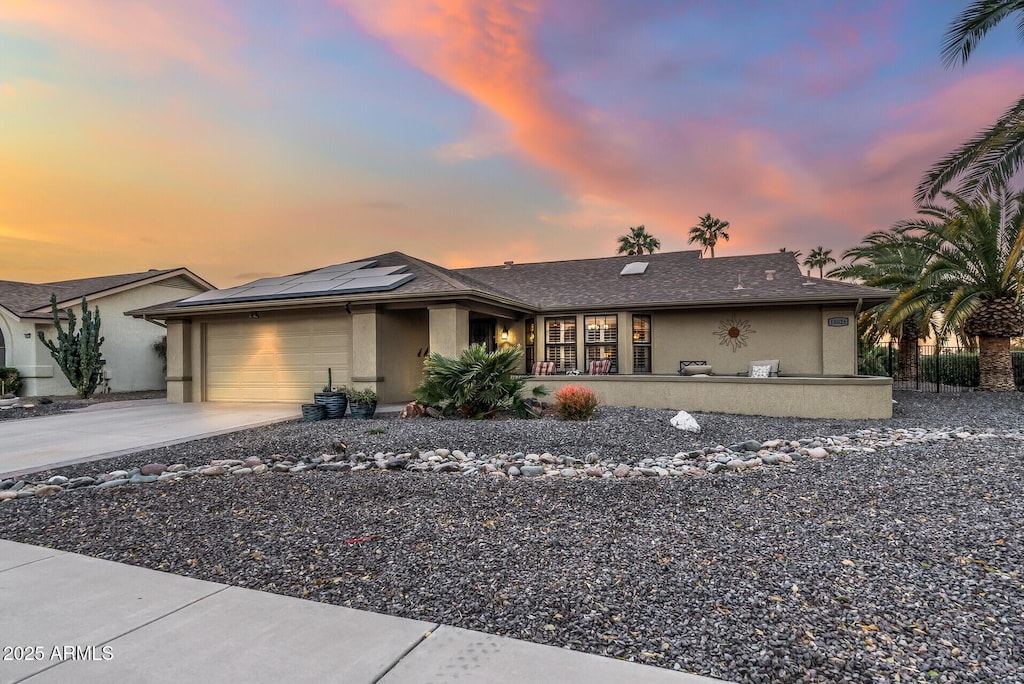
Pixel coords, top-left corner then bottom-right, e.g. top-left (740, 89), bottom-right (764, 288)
top-left (2, 391), bottom-right (1022, 683)
top-left (0, 391), bottom-right (166, 423)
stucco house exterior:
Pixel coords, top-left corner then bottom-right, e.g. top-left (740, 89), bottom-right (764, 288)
top-left (135, 250), bottom-right (895, 419)
top-left (0, 268), bottom-right (213, 396)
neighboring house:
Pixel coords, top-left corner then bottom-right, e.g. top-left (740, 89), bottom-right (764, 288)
top-left (134, 250), bottom-right (895, 419)
top-left (0, 269), bottom-right (213, 396)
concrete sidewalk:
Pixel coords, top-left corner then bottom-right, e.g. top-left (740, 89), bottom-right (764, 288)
top-left (0, 402), bottom-right (297, 479)
top-left (0, 540), bottom-right (730, 684)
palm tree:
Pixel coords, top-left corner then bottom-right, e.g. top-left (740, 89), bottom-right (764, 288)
top-left (687, 214), bottom-right (730, 257)
top-left (778, 247), bottom-right (803, 260)
top-left (803, 246), bottom-right (836, 278)
top-left (830, 230), bottom-right (942, 383)
top-left (616, 225), bottom-right (661, 256)
top-left (893, 186), bottom-right (1024, 391)
top-left (916, 1), bottom-right (1024, 202)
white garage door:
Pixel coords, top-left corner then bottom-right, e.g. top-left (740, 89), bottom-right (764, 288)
top-left (204, 310), bottom-right (351, 403)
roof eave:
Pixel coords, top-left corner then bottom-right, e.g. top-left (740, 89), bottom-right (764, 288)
top-left (26, 267), bottom-right (215, 316)
top-left (127, 288), bottom-right (536, 319)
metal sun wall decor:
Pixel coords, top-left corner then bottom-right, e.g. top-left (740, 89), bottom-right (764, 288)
top-left (714, 316), bottom-right (755, 352)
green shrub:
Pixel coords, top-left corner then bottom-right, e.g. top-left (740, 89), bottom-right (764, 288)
top-left (413, 344), bottom-right (547, 419)
top-left (153, 336), bottom-right (167, 374)
top-left (857, 346), bottom-right (892, 377)
top-left (554, 385), bottom-right (599, 421)
top-left (0, 367), bottom-right (22, 396)
top-left (348, 387), bottom-right (378, 405)
top-left (918, 353), bottom-right (979, 388)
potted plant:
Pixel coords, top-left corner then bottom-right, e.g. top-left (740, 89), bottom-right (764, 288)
top-left (0, 378), bottom-right (18, 408)
top-left (348, 387), bottom-right (378, 419)
top-left (313, 368), bottom-right (348, 418)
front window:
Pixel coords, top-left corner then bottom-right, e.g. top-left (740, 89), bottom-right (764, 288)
top-left (632, 315), bottom-right (652, 373)
top-left (525, 318), bottom-right (536, 371)
top-left (584, 314), bottom-right (617, 373)
top-left (545, 317), bottom-right (577, 371)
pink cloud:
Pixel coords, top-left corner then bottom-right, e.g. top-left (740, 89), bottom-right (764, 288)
top-left (0, 0), bottom-right (243, 79)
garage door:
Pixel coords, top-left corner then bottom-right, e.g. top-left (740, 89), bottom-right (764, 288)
top-left (204, 310), bottom-right (351, 402)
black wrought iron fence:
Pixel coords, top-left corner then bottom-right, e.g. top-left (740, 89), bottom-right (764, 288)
top-left (859, 343), bottom-right (1024, 392)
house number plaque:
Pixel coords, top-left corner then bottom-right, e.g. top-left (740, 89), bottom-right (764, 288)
top-left (827, 317), bottom-right (849, 327)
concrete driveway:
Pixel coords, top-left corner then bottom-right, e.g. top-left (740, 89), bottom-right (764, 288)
top-left (0, 400), bottom-right (298, 478)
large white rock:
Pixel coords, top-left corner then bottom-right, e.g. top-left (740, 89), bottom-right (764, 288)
top-left (670, 410), bottom-right (701, 433)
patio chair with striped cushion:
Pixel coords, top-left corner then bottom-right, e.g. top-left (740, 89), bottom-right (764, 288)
top-left (532, 361), bottom-right (556, 375)
top-left (588, 359), bottom-right (612, 375)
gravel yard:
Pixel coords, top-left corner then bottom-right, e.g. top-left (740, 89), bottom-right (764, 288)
top-left (2, 391), bottom-right (1022, 683)
top-left (0, 391), bottom-right (166, 423)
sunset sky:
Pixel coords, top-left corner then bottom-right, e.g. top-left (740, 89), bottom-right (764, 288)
top-left (1, 0), bottom-right (1021, 287)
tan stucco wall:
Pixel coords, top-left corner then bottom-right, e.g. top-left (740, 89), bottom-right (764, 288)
top-left (525, 374), bottom-right (893, 419)
top-left (429, 305), bottom-right (469, 359)
top-left (351, 307), bottom-right (380, 387)
top-left (821, 307), bottom-right (857, 375)
top-left (12, 282), bottom-right (204, 396)
top-left (649, 308), bottom-right (823, 375)
top-left (530, 306), bottom-right (858, 377)
top-left (376, 309), bottom-right (429, 403)
top-left (166, 319), bottom-right (192, 403)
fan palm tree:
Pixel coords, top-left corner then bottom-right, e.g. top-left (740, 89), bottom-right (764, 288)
top-left (616, 225), bottom-right (661, 256)
top-left (830, 230), bottom-right (942, 382)
top-left (687, 214), bottom-right (730, 257)
top-left (803, 246), bottom-right (836, 278)
top-left (892, 186), bottom-right (1024, 391)
top-left (916, 0), bottom-right (1024, 202)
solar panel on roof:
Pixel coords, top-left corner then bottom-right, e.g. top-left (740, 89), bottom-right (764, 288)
top-left (329, 274), bottom-right (414, 292)
top-left (620, 262), bottom-right (649, 275)
top-left (176, 259), bottom-right (415, 306)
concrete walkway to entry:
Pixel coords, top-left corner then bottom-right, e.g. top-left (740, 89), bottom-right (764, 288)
top-left (0, 401), bottom-right (297, 479)
top-left (0, 540), bottom-right (729, 684)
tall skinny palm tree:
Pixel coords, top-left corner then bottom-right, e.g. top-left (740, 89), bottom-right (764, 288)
top-left (803, 246), bottom-right (836, 278)
top-left (916, 0), bottom-right (1024, 201)
top-left (688, 214), bottom-right (730, 257)
top-left (616, 225), bottom-right (661, 255)
top-left (894, 186), bottom-right (1024, 391)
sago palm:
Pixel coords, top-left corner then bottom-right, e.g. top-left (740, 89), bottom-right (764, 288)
top-left (413, 344), bottom-right (547, 418)
top-left (688, 214), bottom-right (730, 258)
top-left (916, 0), bottom-right (1024, 201)
top-left (891, 187), bottom-right (1024, 391)
top-left (616, 225), bottom-right (661, 256)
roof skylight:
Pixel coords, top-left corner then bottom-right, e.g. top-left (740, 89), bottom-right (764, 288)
top-left (620, 262), bottom-right (649, 276)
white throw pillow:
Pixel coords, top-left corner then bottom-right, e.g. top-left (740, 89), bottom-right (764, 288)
top-left (751, 364), bottom-right (771, 378)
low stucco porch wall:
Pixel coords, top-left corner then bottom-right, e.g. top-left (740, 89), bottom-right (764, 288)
top-left (524, 374), bottom-right (893, 420)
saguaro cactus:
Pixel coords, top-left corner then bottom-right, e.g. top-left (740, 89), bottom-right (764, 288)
top-left (38, 294), bottom-right (106, 399)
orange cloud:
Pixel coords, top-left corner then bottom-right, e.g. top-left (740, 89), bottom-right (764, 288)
top-left (0, 0), bottom-right (242, 79)
top-left (336, 1), bottom-right (1024, 263)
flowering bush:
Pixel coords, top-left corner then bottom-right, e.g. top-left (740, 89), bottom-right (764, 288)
top-left (554, 385), bottom-right (599, 421)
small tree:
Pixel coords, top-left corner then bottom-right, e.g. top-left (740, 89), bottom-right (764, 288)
top-left (38, 294), bottom-right (105, 399)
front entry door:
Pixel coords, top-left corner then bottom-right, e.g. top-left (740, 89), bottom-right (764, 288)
top-left (469, 319), bottom-right (496, 352)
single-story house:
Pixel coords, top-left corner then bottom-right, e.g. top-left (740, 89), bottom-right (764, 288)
top-left (0, 268), bottom-right (213, 396)
top-left (132, 250), bottom-right (895, 419)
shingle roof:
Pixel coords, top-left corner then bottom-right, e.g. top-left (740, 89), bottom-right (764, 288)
top-left (458, 250), bottom-right (891, 309)
top-left (132, 250), bottom-right (892, 317)
top-left (0, 269), bottom-right (192, 317)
